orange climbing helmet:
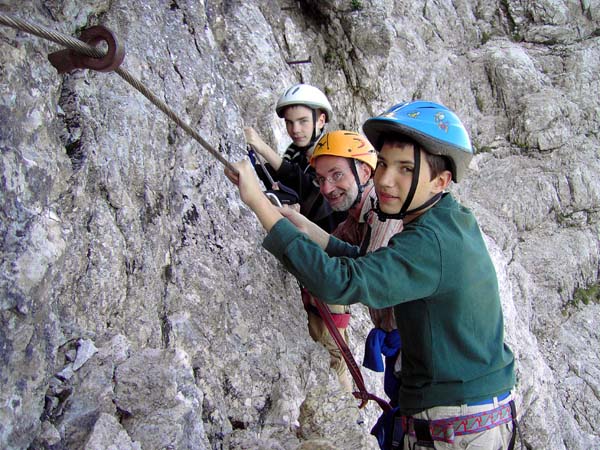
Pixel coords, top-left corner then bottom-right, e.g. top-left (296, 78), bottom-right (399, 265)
top-left (310, 130), bottom-right (377, 170)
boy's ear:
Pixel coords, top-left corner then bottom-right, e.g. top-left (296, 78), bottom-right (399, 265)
top-left (433, 170), bottom-right (452, 192)
top-left (317, 112), bottom-right (327, 128)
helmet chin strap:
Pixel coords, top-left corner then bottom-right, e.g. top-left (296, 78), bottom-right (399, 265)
top-left (289, 132), bottom-right (324, 156)
top-left (373, 144), bottom-right (443, 221)
top-left (349, 161), bottom-right (369, 209)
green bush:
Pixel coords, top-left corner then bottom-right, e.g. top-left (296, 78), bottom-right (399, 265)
top-left (573, 284), bottom-right (600, 306)
top-left (351, 0), bottom-right (363, 11)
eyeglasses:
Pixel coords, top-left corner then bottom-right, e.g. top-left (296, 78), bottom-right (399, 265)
top-left (313, 170), bottom-right (347, 187)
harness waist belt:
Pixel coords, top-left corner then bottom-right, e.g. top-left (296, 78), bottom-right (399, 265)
top-left (404, 401), bottom-right (513, 444)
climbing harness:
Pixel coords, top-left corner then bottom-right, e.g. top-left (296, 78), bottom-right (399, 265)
top-left (403, 401), bottom-right (513, 444)
top-left (302, 289), bottom-right (391, 412)
top-left (0, 13), bottom-right (237, 174)
top-left (383, 398), bottom-right (522, 450)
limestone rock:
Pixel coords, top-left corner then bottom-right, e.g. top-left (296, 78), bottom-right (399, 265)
top-left (1, 0), bottom-right (599, 449)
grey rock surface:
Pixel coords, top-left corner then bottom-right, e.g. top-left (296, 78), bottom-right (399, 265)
top-left (1, 0), bottom-right (599, 449)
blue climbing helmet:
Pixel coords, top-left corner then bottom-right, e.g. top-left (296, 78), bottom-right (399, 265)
top-left (362, 101), bottom-right (474, 220)
top-left (362, 101), bottom-right (473, 182)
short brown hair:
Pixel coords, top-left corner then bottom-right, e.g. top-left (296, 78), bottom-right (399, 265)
top-left (423, 152), bottom-right (452, 180)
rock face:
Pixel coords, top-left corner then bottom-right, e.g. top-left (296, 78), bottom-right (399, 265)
top-left (1, 0), bottom-right (599, 449)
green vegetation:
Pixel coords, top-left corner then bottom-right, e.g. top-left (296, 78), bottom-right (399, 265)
top-left (510, 32), bottom-right (524, 43)
top-left (323, 48), bottom-right (342, 66)
top-left (513, 139), bottom-right (532, 152)
top-left (475, 95), bottom-right (485, 111)
top-left (481, 31), bottom-right (491, 45)
top-left (573, 283), bottom-right (600, 306)
top-left (561, 282), bottom-right (600, 316)
top-left (350, 0), bottom-right (363, 11)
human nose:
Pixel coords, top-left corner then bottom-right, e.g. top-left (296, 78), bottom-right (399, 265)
top-left (375, 167), bottom-right (393, 187)
top-left (320, 178), bottom-right (337, 194)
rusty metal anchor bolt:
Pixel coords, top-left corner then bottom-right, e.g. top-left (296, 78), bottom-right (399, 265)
top-left (48, 25), bottom-right (125, 74)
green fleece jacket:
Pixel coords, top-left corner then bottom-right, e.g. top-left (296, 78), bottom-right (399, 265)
top-left (263, 193), bottom-right (515, 413)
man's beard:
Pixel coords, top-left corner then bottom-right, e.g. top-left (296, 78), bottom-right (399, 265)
top-left (328, 184), bottom-right (359, 212)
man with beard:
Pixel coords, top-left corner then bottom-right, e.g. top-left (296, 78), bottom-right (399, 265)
top-left (304, 130), bottom-right (401, 392)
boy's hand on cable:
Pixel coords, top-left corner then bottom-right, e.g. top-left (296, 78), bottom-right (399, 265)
top-left (244, 126), bottom-right (283, 171)
top-left (243, 127), bottom-right (267, 156)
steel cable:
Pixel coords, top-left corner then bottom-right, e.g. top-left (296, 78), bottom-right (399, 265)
top-left (0, 12), bottom-right (237, 173)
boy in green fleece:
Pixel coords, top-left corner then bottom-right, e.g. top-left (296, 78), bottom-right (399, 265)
top-left (226, 101), bottom-right (517, 450)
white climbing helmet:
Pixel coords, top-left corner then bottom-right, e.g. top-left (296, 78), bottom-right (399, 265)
top-left (275, 84), bottom-right (333, 122)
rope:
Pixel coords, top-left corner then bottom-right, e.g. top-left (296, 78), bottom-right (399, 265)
top-left (0, 12), bottom-right (237, 173)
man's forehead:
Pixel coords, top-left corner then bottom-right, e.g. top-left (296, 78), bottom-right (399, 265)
top-left (314, 155), bottom-right (350, 174)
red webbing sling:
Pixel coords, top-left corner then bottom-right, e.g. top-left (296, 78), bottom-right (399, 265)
top-left (312, 297), bottom-right (391, 412)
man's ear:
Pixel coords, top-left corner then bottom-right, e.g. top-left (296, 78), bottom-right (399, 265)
top-left (357, 162), bottom-right (373, 184)
top-left (433, 170), bottom-right (452, 192)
